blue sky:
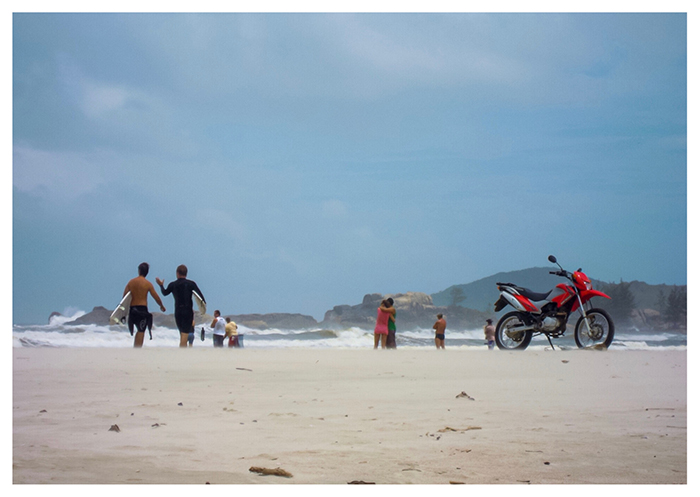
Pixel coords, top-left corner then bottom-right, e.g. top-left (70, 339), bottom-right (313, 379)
top-left (12, 12), bottom-right (687, 324)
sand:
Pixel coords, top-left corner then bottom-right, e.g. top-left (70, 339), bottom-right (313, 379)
top-left (12, 347), bottom-right (686, 484)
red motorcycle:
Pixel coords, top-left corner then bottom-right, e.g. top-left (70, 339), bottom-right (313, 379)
top-left (493, 255), bottom-right (615, 350)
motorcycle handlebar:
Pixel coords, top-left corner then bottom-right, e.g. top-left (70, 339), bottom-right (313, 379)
top-left (550, 270), bottom-right (570, 278)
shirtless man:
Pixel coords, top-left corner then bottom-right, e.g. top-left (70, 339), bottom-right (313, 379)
top-left (433, 313), bottom-right (446, 349)
top-left (484, 318), bottom-right (496, 350)
top-left (123, 262), bottom-right (166, 348)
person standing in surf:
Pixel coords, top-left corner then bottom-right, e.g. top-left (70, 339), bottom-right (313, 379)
top-left (211, 310), bottom-right (226, 348)
top-left (433, 313), bottom-right (446, 349)
top-left (374, 299), bottom-right (395, 349)
top-left (225, 317), bottom-right (239, 347)
top-left (187, 318), bottom-right (196, 347)
top-left (484, 319), bottom-right (496, 351)
top-left (156, 265), bottom-right (206, 348)
top-left (123, 262), bottom-right (166, 348)
top-left (385, 297), bottom-right (397, 349)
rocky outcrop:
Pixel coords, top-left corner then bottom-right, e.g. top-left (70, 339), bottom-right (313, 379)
top-left (56, 293), bottom-right (493, 331)
top-left (321, 293), bottom-right (386, 329)
top-left (65, 307), bottom-right (112, 325)
top-left (226, 313), bottom-right (318, 330)
top-left (321, 292), bottom-right (494, 330)
top-left (60, 306), bottom-right (316, 330)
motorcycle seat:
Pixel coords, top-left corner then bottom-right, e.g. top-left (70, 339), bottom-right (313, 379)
top-left (517, 287), bottom-right (551, 302)
top-left (497, 282), bottom-right (551, 302)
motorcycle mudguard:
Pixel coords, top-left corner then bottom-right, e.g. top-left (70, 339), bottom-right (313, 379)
top-left (571, 289), bottom-right (611, 312)
top-left (494, 295), bottom-right (508, 312)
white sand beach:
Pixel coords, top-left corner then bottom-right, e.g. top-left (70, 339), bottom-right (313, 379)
top-left (12, 347), bottom-right (686, 484)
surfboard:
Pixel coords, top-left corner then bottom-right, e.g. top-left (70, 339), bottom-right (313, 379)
top-left (193, 290), bottom-right (206, 315)
top-left (110, 292), bottom-right (132, 325)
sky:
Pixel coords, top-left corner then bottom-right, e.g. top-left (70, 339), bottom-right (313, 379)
top-left (11, 10), bottom-right (688, 324)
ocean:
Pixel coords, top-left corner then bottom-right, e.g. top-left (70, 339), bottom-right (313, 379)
top-left (12, 310), bottom-right (687, 351)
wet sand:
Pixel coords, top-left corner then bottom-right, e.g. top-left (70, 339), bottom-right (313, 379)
top-left (13, 347), bottom-right (686, 484)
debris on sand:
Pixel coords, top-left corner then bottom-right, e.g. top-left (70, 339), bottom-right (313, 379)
top-left (585, 343), bottom-right (608, 351)
top-left (108, 424), bottom-right (121, 433)
top-left (438, 426), bottom-right (482, 433)
top-left (455, 391), bottom-right (475, 400)
top-left (348, 480), bottom-right (375, 484)
top-left (249, 466), bottom-right (293, 478)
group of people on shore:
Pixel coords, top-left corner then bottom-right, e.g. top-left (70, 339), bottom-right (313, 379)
top-left (210, 311), bottom-right (242, 348)
top-left (123, 262), bottom-right (499, 350)
top-left (373, 300), bottom-right (498, 350)
top-left (122, 262), bottom-right (238, 348)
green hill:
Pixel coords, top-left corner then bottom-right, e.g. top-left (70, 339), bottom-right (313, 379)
top-left (432, 268), bottom-right (683, 315)
top-left (432, 267), bottom-right (563, 312)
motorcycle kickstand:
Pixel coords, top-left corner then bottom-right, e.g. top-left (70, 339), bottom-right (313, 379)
top-left (545, 335), bottom-right (555, 351)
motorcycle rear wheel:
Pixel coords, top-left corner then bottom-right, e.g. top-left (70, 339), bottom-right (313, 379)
top-left (574, 308), bottom-right (615, 349)
top-left (495, 311), bottom-right (532, 351)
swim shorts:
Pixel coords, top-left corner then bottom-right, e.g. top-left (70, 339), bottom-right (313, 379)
top-left (436, 333), bottom-right (445, 341)
top-left (175, 310), bottom-right (194, 335)
top-left (128, 306), bottom-right (153, 339)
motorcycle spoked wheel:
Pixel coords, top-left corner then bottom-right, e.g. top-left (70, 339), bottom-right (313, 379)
top-left (495, 311), bottom-right (533, 351)
top-left (574, 308), bottom-right (615, 349)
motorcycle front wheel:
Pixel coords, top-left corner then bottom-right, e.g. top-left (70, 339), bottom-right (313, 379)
top-left (495, 311), bottom-right (532, 351)
top-left (574, 308), bottom-right (615, 349)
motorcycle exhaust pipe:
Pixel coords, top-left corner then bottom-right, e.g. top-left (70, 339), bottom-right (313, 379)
top-left (504, 324), bottom-right (534, 336)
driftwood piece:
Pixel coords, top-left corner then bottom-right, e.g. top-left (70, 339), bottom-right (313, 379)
top-left (249, 466), bottom-right (293, 478)
top-left (438, 426), bottom-right (482, 432)
top-left (108, 424), bottom-right (121, 432)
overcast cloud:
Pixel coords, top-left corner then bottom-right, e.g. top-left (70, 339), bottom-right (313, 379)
top-left (12, 12), bottom-right (687, 324)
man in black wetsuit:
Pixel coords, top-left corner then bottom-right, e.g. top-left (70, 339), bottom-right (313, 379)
top-left (156, 265), bottom-right (206, 348)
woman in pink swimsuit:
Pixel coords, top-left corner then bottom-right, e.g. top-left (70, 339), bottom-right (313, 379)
top-left (374, 299), bottom-right (395, 349)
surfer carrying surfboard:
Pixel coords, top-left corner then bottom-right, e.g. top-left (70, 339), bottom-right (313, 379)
top-left (156, 265), bottom-right (206, 348)
top-left (123, 262), bottom-right (166, 348)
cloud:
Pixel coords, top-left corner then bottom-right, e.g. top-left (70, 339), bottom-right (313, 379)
top-left (13, 146), bottom-right (108, 201)
top-left (80, 82), bottom-right (132, 118)
top-left (57, 55), bottom-right (154, 120)
top-left (329, 15), bottom-right (528, 87)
